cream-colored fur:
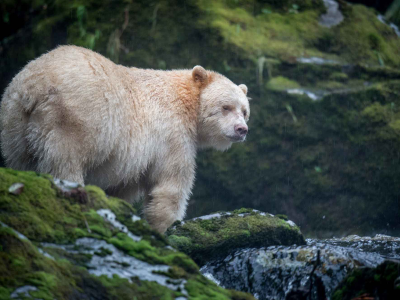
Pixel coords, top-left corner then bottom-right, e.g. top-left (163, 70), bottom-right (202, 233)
top-left (0, 45), bottom-right (250, 233)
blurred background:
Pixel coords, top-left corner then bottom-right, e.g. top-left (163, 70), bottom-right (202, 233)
top-left (1, 0), bottom-right (400, 238)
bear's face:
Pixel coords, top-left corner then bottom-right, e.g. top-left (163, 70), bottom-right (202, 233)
top-left (196, 70), bottom-right (250, 151)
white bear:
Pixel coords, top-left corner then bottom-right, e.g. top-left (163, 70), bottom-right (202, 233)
top-left (0, 46), bottom-right (250, 233)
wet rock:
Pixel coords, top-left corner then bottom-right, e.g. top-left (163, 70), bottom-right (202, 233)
top-left (10, 286), bottom-right (38, 299)
top-left (377, 14), bottom-right (400, 37)
top-left (286, 88), bottom-right (324, 101)
top-left (54, 178), bottom-right (88, 204)
top-left (319, 0), bottom-right (344, 28)
top-left (296, 57), bottom-right (342, 65)
top-left (166, 208), bottom-right (306, 266)
top-left (8, 183), bottom-right (24, 195)
top-left (199, 236), bottom-right (400, 300)
top-left (332, 260), bottom-right (400, 300)
top-left (0, 168), bottom-right (255, 300)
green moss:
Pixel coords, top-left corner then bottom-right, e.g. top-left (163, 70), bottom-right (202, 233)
top-left (94, 247), bottom-right (113, 257)
top-left (186, 277), bottom-right (231, 300)
top-left (166, 209), bottom-right (305, 266)
top-left (0, 168), bottom-right (145, 244)
top-left (333, 261), bottom-right (400, 299)
top-left (0, 168), bottom-right (255, 299)
top-left (168, 235), bottom-right (193, 250)
top-left (275, 214), bottom-right (289, 221)
top-left (346, 276), bottom-right (356, 285)
top-left (0, 225), bottom-right (183, 299)
top-left (109, 233), bottom-right (154, 260)
top-left (0, 227), bottom-right (78, 299)
top-left (197, 1), bottom-right (400, 67)
top-left (329, 72), bottom-right (349, 82)
top-left (361, 102), bottom-right (389, 123)
top-left (0, 287), bottom-right (12, 300)
top-left (43, 247), bottom-right (93, 266)
top-left (185, 275), bottom-right (255, 300)
top-left (198, 0), bottom-right (329, 61)
top-left (330, 5), bottom-right (400, 66)
top-left (0, 169), bottom-right (76, 243)
top-left (233, 208), bottom-right (256, 214)
top-left (374, 274), bottom-right (381, 282)
top-left (266, 76), bottom-right (301, 91)
top-left (97, 274), bottom-right (178, 300)
top-left (316, 80), bottom-right (345, 90)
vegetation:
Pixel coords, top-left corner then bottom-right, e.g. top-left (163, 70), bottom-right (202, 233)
top-left (332, 260), bottom-right (400, 300)
top-left (0, 168), bottom-right (255, 299)
top-left (166, 208), bottom-right (305, 266)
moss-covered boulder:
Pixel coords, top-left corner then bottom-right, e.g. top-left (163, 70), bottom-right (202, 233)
top-left (0, 168), bottom-right (255, 300)
top-left (332, 260), bottom-right (400, 300)
top-left (166, 208), bottom-right (305, 266)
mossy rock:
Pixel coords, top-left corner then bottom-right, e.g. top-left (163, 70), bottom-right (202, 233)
top-left (196, 1), bottom-right (400, 67)
top-left (0, 168), bottom-right (255, 300)
top-left (332, 260), bottom-right (400, 300)
top-left (166, 208), bottom-right (306, 266)
top-left (266, 76), bottom-right (301, 91)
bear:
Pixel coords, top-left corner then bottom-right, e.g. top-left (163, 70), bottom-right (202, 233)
top-left (0, 45), bottom-right (250, 233)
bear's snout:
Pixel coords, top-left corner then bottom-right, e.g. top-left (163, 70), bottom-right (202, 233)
top-left (234, 124), bottom-right (248, 137)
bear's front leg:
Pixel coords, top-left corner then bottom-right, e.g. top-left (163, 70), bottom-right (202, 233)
top-left (144, 154), bottom-right (195, 233)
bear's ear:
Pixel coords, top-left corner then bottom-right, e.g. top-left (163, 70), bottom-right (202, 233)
top-left (192, 66), bottom-right (208, 84)
top-left (239, 84), bottom-right (248, 95)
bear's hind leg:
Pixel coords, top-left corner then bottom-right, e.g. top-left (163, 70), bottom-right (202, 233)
top-left (106, 180), bottom-right (144, 204)
top-left (33, 129), bottom-right (85, 185)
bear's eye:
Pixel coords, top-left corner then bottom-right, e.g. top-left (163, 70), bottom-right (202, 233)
top-left (222, 105), bottom-right (231, 111)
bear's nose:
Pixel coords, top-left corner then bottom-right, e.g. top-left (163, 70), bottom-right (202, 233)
top-left (235, 124), bottom-right (248, 136)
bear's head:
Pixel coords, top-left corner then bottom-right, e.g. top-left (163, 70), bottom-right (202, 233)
top-left (193, 66), bottom-right (250, 151)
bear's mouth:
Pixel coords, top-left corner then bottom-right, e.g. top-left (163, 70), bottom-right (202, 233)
top-left (226, 134), bottom-right (246, 142)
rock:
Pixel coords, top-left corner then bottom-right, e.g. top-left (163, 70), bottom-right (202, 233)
top-left (166, 208), bottom-right (306, 266)
top-left (8, 183), bottom-right (24, 195)
top-left (319, 0), bottom-right (344, 28)
top-left (0, 168), bottom-right (255, 300)
top-left (199, 236), bottom-right (400, 300)
top-left (332, 260), bottom-right (400, 300)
